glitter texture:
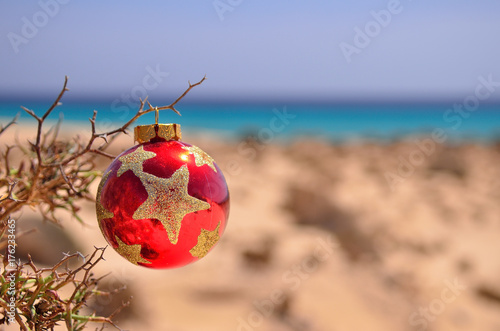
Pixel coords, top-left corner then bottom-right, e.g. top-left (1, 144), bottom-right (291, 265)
top-left (96, 170), bottom-right (114, 220)
top-left (133, 165), bottom-right (210, 245)
top-left (115, 235), bottom-right (151, 265)
top-left (96, 139), bottom-right (229, 269)
top-left (117, 145), bottom-right (156, 177)
top-left (189, 222), bottom-right (221, 258)
top-left (182, 145), bottom-right (217, 173)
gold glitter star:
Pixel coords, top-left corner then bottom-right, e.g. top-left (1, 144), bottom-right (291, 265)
top-left (133, 165), bottom-right (210, 245)
top-left (182, 145), bottom-right (217, 173)
top-left (117, 145), bottom-right (156, 177)
top-left (114, 235), bottom-right (151, 265)
top-left (96, 170), bottom-right (114, 221)
top-left (189, 222), bottom-right (221, 258)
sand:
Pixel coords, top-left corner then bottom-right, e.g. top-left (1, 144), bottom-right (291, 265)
top-left (3, 124), bottom-right (500, 331)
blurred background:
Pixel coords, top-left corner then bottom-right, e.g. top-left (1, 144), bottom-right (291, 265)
top-left (1, 1), bottom-right (500, 330)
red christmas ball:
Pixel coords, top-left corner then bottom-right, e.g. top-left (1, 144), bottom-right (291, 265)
top-left (96, 124), bottom-right (230, 269)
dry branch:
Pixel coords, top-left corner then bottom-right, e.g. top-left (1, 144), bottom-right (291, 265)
top-left (0, 75), bottom-right (206, 329)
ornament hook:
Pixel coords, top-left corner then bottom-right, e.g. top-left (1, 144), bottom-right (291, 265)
top-left (155, 107), bottom-right (159, 125)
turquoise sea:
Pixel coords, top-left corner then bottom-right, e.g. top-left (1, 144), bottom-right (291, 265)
top-left (1, 101), bottom-right (500, 143)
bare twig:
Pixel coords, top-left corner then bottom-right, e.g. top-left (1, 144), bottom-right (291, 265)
top-left (0, 180), bottom-right (23, 203)
top-left (0, 112), bottom-right (19, 136)
top-left (21, 75), bottom-right (69, 165)
top-left (59, 164), bottom-right (78, 195)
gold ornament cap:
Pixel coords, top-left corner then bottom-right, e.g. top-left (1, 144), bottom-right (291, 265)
top-left (134, 108), bottom-right (181, 143)
top-left (134, 123), bottom-right (182, 143)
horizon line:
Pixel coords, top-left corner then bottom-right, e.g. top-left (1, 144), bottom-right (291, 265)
top-left (2, 94), bottom-right (500, 107)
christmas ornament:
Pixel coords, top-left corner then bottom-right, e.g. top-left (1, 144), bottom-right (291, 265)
top-left (96, 111), bottom-right (230, 269)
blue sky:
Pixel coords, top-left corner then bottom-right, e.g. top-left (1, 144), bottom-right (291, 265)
top-left (1, 1), bottom-right (500, 102)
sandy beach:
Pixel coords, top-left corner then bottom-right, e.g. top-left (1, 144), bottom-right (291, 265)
top-left (3, 125), bottom-right (500, 331)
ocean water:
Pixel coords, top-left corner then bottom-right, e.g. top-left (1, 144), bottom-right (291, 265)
top-left (1, 101), bottom-right (500, 143)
